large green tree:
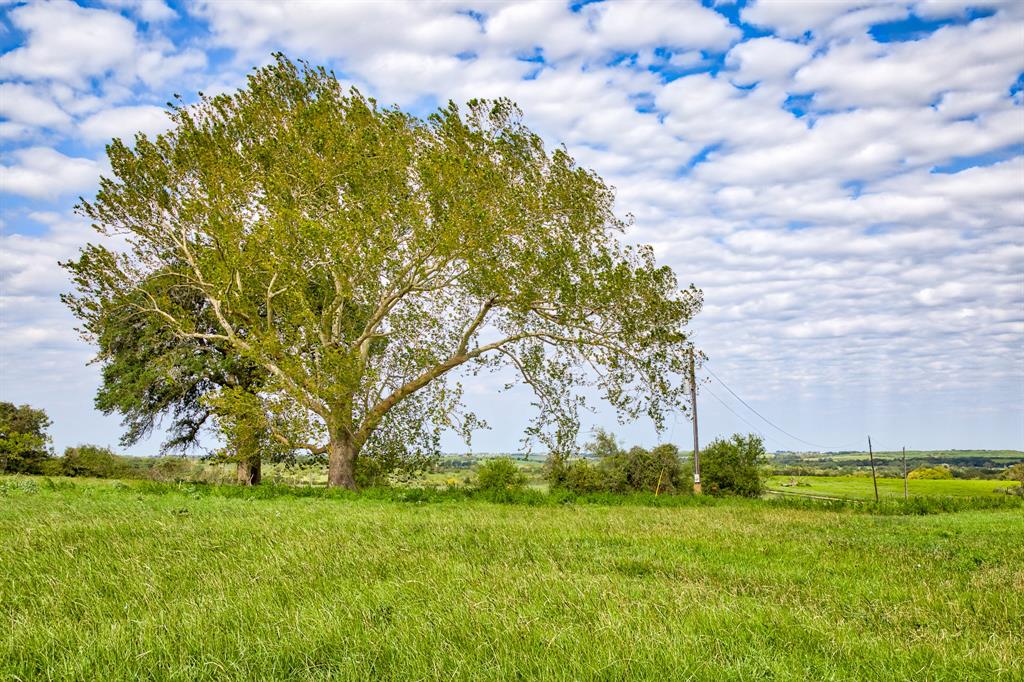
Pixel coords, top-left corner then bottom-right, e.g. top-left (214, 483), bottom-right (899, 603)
top-left (64, 55), bottom-right (701, 489)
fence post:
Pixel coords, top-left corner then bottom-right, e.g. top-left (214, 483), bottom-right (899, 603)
top-left (868, 436), bottom-right (879, 503)
top-left (902, 446), bottom-right (908, 499)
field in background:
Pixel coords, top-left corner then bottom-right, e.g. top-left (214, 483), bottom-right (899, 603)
top-left (2, 477), bottom-right (1022, 680)
top-left (768, 449), bottom-right (1023, 478)
top-left (766, 475), bottom-right (1017, 500)
top-left (169, 449), bottom-right (1024, 491)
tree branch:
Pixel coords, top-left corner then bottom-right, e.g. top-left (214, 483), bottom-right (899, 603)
top-left (270, 429), bottom-right (328, 456)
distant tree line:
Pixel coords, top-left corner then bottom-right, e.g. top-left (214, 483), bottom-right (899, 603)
top-left (770, 452), bottom-right (1019, 478)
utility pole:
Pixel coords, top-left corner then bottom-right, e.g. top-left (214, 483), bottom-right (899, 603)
top-left (902, 446), bottom-right (908, 500)
top-left (690, 349), bottom-right (701, 495)
top-left (868, 436), bottom-right (879, 503)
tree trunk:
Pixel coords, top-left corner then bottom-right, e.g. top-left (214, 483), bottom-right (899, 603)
top-left (236, 456), bottom-right (261, 486)
top-left (327, 437), bottom-right (358, 490)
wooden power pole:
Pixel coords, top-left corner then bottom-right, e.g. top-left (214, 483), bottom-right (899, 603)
top-left (868, 436), bottom-right (879, 503)
top-left (902, 446), bottom-right (908, 499)
top-left (690, 350), bottom-right (701, 495)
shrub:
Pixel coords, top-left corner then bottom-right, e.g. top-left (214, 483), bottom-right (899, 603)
top-left (908, 465), bottom-right (954, 480)
top-left (546, 430), bottom-right (691, 495)
top-left (473, 457), bottom-right (527, 492)
top-left (563, 459), bottom-right (607, 494)
top-left (600, 444), bottom-right (687, 494)
top-left (0, 477), bottom-right (39, 495)
top-left (700, 433), bottom-right (765, 497)
top-left (60, 445), bottom-right (127, 478)
top-left (37, 458), bottom-right (66, 477)
top-left (641, 443), bottom-right (688, 493)
top-left (951, 466), bottom-right (1004, 480)
top-left (999, 464), bottom-right (1024, 495)
top-left (1003, 463), bottom-right (1024, 485)
top-left (354, 446), bottom-right (438, 488)
top-left (994, 485), bottom-right (1023, 497)
top-left (149, 457), bottom-right (195, 482)
top-left (545, 452), bottom-right (608, 494)
top-left (543, 452), bottom-right (569, 489)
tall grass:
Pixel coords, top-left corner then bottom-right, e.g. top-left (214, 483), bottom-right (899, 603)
top-left (12, 476), bottom-right (1022, 514)
top-left (2, 477), bottom-right (1022, 680)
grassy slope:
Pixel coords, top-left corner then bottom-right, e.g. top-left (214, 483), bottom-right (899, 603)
top-left (766, 475), bottom-right (1016, 500)
top-left (2, 480), bottom-right (1022, 681)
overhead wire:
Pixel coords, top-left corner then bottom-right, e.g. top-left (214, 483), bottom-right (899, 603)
top-left (702, 361), bottom-right (859, 452)
top-left (700, 382), bottom-right (768, 441)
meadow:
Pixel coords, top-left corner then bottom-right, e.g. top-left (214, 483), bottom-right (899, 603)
top-left (765, 475), bottom-right (1016, 500)
top-left (2, 477), bottom-right (1022, 680)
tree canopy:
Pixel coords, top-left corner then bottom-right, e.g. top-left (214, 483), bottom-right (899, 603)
top-left (64, 55), bottom-right (701, 488)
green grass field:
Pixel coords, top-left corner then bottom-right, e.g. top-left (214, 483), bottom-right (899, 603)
top-left (2, 477), bottom-right (1022, 680)
top-left (766, 475), bottom-right (1018, 500)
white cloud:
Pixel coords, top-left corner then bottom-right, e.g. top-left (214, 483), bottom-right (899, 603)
top-left (0, 0), bottom-right (205, 98)
top-left (0, 146), bottom-right (101, 198)
top-left (485, 2), bottom-right (590, 60)
top-left (193, 1), bottom-right (483, 62)
top-left (0, 82), bottom-right (71, 129)
top-left (0, 0), bottom-right (138, 86)
top-left (656, 73), bottom-right (806, 150)
top-left (688, 104), bottom-right (1024, 187)
top-left (134, 46), bottom-right (207, 88)
top-left (914, 0), bottom-right (1022, 19)
top-left (0, 122), bottom-right (33, 140)
top-left (725, 37), bottom-right (812, 86)
top-left (102, 0), bottom-right (176, 23)
top-left (794, 17), bottom-right (1024, 109)
top-left (591, 0), bottom-right (740, 53)
top-left (78, 104), bottom-right (172, 142)
top-left (741, 0), bottom-right (885, 39)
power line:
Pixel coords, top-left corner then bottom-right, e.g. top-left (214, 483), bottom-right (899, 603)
top-left (701, 382), bottom-right (770, 443)
top-left (702, 362), bottom-right (847, 451)
top-left (667, 410), bottom-right (678, 444)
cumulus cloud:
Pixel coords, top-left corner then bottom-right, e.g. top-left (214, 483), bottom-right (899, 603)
top-left (0, 82), bottom-right (71, 130)
top-left (0, 0), bottom-right (205, 93)
top-left (0, 0), bottom-right (138, 85)
top-left (0, 147), bottom-right (101, 198)
top-left (794, 16), bottom-right (1024, 109)
top-left (590, 1), bottom-right (740, 52)
top-left (725, 37), bottom-right (812, 86)
top-left (193, 0), bottom-right (483, 63)
top-left (1, 0), bottom-right (1021, 451)
top-left (102, 0), bottom-right (176, 23)
top-left (78, 104), bottom-right (172, 142)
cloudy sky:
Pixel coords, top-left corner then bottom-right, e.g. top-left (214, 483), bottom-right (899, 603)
top-left (1, 0), bottom-right (1022, 456)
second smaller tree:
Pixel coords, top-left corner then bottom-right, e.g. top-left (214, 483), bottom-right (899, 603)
top-left (700, 433), bottom-right (766, 497)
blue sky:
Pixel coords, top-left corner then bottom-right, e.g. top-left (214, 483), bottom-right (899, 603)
top-left (1, 0), bottom-right (1022, 455)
